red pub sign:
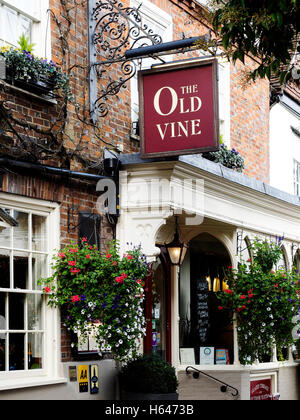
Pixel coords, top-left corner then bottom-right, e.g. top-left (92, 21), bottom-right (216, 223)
top-left (138, 59), bottom-right (219, 158)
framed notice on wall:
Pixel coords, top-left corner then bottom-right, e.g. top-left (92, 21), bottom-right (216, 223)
top-left (138, 59), bottom-right (219, 159)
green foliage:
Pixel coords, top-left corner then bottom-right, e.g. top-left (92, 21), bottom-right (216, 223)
top-left (0, 46), bottom-right (71, 98)
top-left (119, 353), bottom-right (178, 394)
top-left (202, 143), bottom-right (245, 172)
top-left (251, 237), bottom-right (283, 273)
top-left (17, 34), bottom-right (35, 53)
top-left (217, 238), bottom-right (300, 365)
top-left (210, 0), bottom-right (300, 84)
top-left (39, 239), bottom-right (149, 363)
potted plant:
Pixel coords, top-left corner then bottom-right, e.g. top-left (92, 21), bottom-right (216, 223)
top-left (39, 239), bottom-right (149, 363)
top-left (119, 353), bottom-right (179, 400)
top-left (202, 142), bottom-right (245, 172)
top-left (217, 238), bottom-right (300, 364)
top-left (0, 35), bottom-right (71, 98)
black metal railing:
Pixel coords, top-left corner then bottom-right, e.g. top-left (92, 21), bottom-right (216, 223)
top-left (185, 366), bottom-right (239, 397)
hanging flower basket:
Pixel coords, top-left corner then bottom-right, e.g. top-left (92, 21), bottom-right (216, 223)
top-left (39, 239), bottom-right (150, 363)
top-left (217, 238), bottom-right (300, 364)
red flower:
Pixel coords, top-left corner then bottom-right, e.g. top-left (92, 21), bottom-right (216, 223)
top-left (247, 258), bottom-right (251, 262)
top-left (274, 284), bottom-right (279, 288)
top-left (44, 287), bottom-right (51, 293)
top-left (121, 273), bottom-right (127, 279)
top-left (218, 306), bottom-right (223, 310)
top-left (126, 254), bottom-right (134, 260)
top-left (270, 269), bottom-right (274, 274)
top-left (70, 267), bottom-right (80, 275)
top-left (225, 289), bottom-right (233, 294)
top-left (82, 237), bottom-right (87, 242)
top-left (86, 254), bottom-right (90, 259)
top-left (70, 248), bottom-right (78, 253)
top-left (71, 295), bottom-right (80, 302)
top-left (228, 265), bottom-right (232, 270)
top-left (240, 295), bottom-right (246, 299)
top-left (68, 260), bottom-right (76, 266)
top-left (137, 279), bottom-right (145, 287)
top-left (106, 253), bottom-right (111, 259)
top-left (115, 276), bottom-right (124, 284)
top-left (58, 252), bottom-right (66, 258)
top-left (112, 261), bottom-right (118, 266)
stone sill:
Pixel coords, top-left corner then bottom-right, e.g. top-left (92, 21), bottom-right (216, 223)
top-left (0, 376), bottom-right (67, 392)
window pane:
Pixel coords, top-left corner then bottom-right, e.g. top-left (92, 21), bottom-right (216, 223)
top-left (20, 15), bottom-right (32, 41)
top-left (32, 253), bottom-right (48, 290)
top-left (27, 294), bottom-right (43, 330)
top-left (0, 293), bottom-right (5, 320)
top-left (28, 333), bottom-right (43, 369)
top-left (9, 333), bottom-right (24, 370)
top-left (9, 293), bottom-right (24, 330)
top-left (14, 252), bottom-right (29, 289)
top-left (0, 334), bottom-right (6, 371)
top-left (0, 210), bottom-right (12, 248)
top-left (13, 211), bottom-right (29, 250)
top-left (3, 6), bottom-right (19, 46)
top-left (32, 215), bottom-right (47, 252)
top-left (0, 293), bottom-right (6, 370)
top-left (0, 255), bottom-right (10, 288)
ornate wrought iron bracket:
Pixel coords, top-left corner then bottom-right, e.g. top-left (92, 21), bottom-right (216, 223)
top-left (88, 0), bottom-right (217, 122)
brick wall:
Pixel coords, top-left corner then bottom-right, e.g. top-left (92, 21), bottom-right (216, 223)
top-left (230, 59), bottom-right (270, 183)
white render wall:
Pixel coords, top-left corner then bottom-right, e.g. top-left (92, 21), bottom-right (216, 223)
top-left (270, 102), bottom-right (300, 195)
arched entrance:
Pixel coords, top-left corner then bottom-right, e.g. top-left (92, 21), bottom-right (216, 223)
top-left (179, 232), bottom-right (234, 365)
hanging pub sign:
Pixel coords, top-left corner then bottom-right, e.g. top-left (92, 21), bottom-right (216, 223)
top-left (138, 58), bottom-right (219, 159)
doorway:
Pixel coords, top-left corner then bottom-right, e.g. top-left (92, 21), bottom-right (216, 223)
top-left (144, 253), bottom-right (171, 362)
top-left (179, 232), bottom-right (234, 365)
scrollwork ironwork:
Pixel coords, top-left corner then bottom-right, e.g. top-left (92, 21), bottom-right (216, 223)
top-left (88, 0), bottom-right (163, 121)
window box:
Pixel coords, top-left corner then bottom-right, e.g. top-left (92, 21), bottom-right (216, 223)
top-left (0, 48), bottom-right (71, 99)
top-left (5, 71), bottom-right (56, 97)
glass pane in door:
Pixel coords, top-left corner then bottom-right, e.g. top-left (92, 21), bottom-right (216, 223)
top-left (152, 261), bottom-right (166, 360)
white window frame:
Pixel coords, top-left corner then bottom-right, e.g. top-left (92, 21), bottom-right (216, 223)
top-left (293, 159), bottom-right (300, 196)
top-left (0, 193), bottom-right (65, 391)
top-left (0, 0), bottom-right (51, 59)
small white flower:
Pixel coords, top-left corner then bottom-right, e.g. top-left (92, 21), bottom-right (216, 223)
top-left (119, 339), bottom-right (123, 344)
top-left (267, 307), bottom-right (271, 311)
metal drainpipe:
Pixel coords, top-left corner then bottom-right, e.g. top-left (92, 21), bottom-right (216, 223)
top-left (0, 158), bottom-right (113, 182)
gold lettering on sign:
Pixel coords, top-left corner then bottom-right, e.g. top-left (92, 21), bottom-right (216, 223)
top-left (153, 84), bottom-right (202, 140)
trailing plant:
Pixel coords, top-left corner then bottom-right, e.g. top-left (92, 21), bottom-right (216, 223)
top-left (39, 239), bottom-right (149, 363)
top-left (119, 353), bottom-right (178, 394)
top-left (217, 238), bottom-right (300, 365)
top-left (202, 143), bottom-right (245, 172)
